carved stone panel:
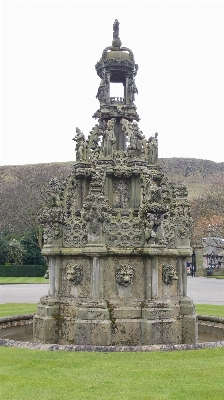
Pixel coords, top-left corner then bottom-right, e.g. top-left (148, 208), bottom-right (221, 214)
top-left (113, 179), bottom-right (130, 209)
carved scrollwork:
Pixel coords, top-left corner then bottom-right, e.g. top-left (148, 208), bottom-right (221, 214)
top-left (162, 264), bottom-right (178, 285)
top-left (66, 264), bottom-right (84, 285)
top-left (115, 264), bottom-right (134, 287)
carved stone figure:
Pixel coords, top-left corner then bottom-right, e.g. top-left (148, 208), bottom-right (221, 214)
top-left (96, 71), bottom-right (110, 103)
top-left (47, 178), bottom-right (61, 208)
top-left (73, 128), bottom-right (86, 161)
top-left (128, 77), bottom-right (138, 102)
top-left (112, 19), bottom-right (122, 48)
top-left (162, 264), bottom-right (178, 285)
top-left (144, 217), bottom-right (156, 244)
top-left (147, 133), bottom-right (158, 164)
top-left (103, 119), bottom-right (116, 157)
top-left (115, 264), bottom-right (134, 287)
top-left (113, 180), bottom-right (130, 208)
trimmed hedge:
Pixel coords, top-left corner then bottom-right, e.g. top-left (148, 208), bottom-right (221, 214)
top-left (0, 264), bottom-right (47, 277)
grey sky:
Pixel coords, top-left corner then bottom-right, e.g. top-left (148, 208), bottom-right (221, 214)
top-left (1, 1), bottom-right (224, 165)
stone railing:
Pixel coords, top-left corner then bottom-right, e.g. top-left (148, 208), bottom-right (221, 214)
top-left (110, 97), bottom-right (125, 104)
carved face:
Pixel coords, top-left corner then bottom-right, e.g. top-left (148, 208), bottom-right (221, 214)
top-left (177, 226), bottom-right (188, 238)
top-left (66, 264), bottom-right (83, 285)
top-left (116, 264), bottom-right (134, 287)
top-left (162, 264), bottom-right (178, 285)
top-left (54, 222), bottom-right (62, 238)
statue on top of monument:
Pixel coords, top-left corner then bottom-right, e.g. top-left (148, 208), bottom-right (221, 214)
top-left (72, 127), bottom-right (86, 161)
top-left (128, 76), bottom-right (138, 103)
top-left (112, 19), bottom-right (122, 48)
top-left (103, 119), bottom-right (116, 157)
top-left (147, 133), bottom-right (158, 164)
top-left (96, 70), bottom-right (110, 103)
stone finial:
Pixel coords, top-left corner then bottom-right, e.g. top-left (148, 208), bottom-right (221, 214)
top-left (112, 19), bottom-right (122, 48)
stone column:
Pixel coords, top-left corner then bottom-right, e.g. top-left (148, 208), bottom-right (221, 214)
top-left (55, 257), bottom-right (60, 298)
top-left (145, 257), bottom-right (152, 299)
top-left (177, 258), bottom-right (183, 297)
top-left (92, 256), bottom-right (102, 299)
top-left (194, 246), bottom-right (204, 276)
top-left (182, 258), bottom-right (187, 297)
top-left (49, 258), bottom-right (55, 297)
top-left (151, 257), bottom-right (158, 299)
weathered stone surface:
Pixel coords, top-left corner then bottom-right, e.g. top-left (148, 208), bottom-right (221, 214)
top-left (33, 20), bottom-right (197, 346)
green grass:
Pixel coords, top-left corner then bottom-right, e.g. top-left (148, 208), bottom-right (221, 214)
top-left (0, 303), bottom-right (37, 317)
top-left (0, 303), bottom-right (224, 398)
top-left (0, 347), bottom-right (224, 399)
top-left (206, 275), bottom-right (224, 279)
top-left (195, 304), bottom-right (224, 317)
top-left (0, 277), bottom-right (48, 284)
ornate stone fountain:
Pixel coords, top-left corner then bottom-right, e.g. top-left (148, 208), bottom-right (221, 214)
top-left (33, 20), bottom-right (197, 346)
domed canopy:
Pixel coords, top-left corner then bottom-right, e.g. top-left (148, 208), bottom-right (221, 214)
top-left (95, 20), bottom-right (138, 81)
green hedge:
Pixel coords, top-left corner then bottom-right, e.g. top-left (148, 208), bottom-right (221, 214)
top-left (0, 264), bottom-right (47, 277)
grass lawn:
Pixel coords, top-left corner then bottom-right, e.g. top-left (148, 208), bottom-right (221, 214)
top-left (0, 277), bottom-right (48, 284)
top-left (0, 303), bottom-right (37, 317)
top-left (207, 276), bottom-right (224, 279)
top-left (1, 304), bottom-right (224, 399)
top-left (0, 347), bottom-right (224, 399)
top-left (195, 304), bottom-right (224, 317)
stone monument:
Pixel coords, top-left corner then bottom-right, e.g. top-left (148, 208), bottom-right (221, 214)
top-left (33, 20), bottom-right (197, 345)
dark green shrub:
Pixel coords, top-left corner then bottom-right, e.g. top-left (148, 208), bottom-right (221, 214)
top-left (0, 264), bottom-right (47, 277)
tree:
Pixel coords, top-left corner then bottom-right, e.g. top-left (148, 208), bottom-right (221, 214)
top-left (0, 237), bottom-right (9, 265)
top-left (0, 163), bottom-right (71, 249)
top-left (21, 230), bottom-right (46, 265)
top-left (191, 174), bottom-right (224, 248)
top-left (5, 239), bottom-right (25, 265)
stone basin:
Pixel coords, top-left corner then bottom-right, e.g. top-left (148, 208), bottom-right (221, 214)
top-left (1, 314), bottom-right (224, 346)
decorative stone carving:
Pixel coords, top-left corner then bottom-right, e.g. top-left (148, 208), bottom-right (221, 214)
top-left (162, 264), bottom-right (178, 285)
top-left (47, 178), bottom-right (61, 208)
top-left (115, 264), bottom-right (134, 287)
top-left (66, 264), bottom-right (84, 284)
top-left (113, 151), bottom-right (132, 177)
top-left (39, 178), bottom-right (66, 245)
top-left (63, 220), bottom-right (88, 247)
top-left (106, 209), bottom-right (142, 247)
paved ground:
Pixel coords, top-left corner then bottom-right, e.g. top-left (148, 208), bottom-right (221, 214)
top-left (0, 284), bottom-right (49, 304)
top-left (187, 276), bottom-right (224, 305)
top-left (0, 277), bottom-right (224, 305)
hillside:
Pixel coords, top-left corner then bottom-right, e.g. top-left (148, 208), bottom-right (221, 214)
top-left (0, 158), bottom-right (223, 235)
top-left (159, 158), bottom-right (224, 199)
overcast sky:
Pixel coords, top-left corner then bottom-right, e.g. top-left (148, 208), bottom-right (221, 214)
top-left (1, 0), bottom-right (224, 166)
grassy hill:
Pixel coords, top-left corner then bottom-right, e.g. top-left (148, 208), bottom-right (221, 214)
top-left (0, 158), bottom-right (223, 236)
top-left (160, 158), bottom-right (224, 199)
